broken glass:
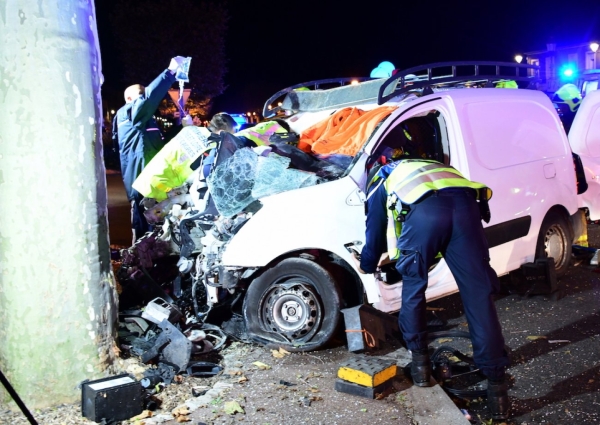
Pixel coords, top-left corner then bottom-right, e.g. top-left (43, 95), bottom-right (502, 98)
top-left (207, 148), bottom-right (321, 217)
top-left (252, 155), bottom-right (318, 199)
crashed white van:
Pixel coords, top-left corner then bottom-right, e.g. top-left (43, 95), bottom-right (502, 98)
top-left (163, 62), bottom-right (600, 352)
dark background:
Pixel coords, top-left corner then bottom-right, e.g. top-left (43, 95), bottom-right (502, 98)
top-left (96, 0), bottom-right (600, 115)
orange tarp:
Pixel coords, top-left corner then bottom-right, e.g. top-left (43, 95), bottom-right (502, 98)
top-left (298, 106), bottom-right (397, 156)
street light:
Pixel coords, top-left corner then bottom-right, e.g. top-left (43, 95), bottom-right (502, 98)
top-left (514, 54), bottom-right (523, 64)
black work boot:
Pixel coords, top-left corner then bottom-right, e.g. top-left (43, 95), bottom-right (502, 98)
top-left (410, 351), bottom-right (432, 387)
top-left (487, 378), bottom-right (509, 421)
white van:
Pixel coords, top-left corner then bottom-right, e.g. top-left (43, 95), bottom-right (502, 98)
top-left (187, 62), bottom-right (600, 351)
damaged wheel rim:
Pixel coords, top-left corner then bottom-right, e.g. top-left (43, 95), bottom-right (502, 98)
top-left (260, 281), bottom-right (321, 342)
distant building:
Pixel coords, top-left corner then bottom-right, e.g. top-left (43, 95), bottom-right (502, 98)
top-left (523, 41), bottom-right (599, 93)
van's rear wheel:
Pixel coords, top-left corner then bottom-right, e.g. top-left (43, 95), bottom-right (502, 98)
top-left (535, 211), bottom-right (572, 278)
top-left (243, 257), bottom-right (341, 352)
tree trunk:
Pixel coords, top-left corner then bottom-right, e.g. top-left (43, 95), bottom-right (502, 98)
top-left (0, 0), bottom-right (118, 409)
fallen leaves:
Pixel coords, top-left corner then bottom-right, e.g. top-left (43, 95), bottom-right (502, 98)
top-left (223, 401), bottom-right (245, 415)
top-left (526, 335), bottom-right (547, 341)
top-left (172, 406), bottom-right (190, 422)
top-left (252, 361), bottom-right (271, 370)
top-left (271, 347), bottom-right (291, 358)
top-left (130, 410), bottom-right (153, 421)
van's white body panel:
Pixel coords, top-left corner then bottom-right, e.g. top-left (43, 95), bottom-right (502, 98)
top-left (570, 90), bottom-right (600, 219)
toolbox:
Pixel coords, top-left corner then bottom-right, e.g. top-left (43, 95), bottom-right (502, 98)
top-left (81, 373), bottom-right (143, 423)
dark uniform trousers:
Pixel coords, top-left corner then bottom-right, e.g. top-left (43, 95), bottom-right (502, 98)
top-left (395, 188), bottom-right (510, 380)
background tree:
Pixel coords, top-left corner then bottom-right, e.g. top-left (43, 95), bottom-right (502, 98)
top-left (109, 0), bottom-right (228, 119)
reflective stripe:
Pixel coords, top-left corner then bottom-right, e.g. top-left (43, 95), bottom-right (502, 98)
top-left (384, 160), bottom-right (489, 205)
top-left (396, 163), bottom-right (442, 186)
top-left (386, 208), bottom-right (402, 260)
top-left (394, 171), bottom-right (468, 203)
top-left (366, 179), bottom-right (384, 200)
top-left (146, 128), bottom-right (161, 131)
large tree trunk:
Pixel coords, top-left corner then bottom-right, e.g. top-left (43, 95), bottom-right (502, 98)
top-left (0, 0), bottom-right (118, 409)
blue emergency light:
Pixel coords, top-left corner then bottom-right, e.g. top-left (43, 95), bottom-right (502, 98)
top-left (560, 64), bottom-right (577, 80)
top-left (229, 114), bottom-right (248, 131)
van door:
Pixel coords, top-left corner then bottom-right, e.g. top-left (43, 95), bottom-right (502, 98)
top-left (569, 90), bottom-right (600, 219)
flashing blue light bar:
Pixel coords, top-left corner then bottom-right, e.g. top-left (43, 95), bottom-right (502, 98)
top-left (560, 64), bottom-right (577, 79)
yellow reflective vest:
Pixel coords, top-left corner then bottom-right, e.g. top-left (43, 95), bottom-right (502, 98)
top-left (376, 160), bottom-right (492, 260)
top-left (554, 83), bottom-right (582, 112)
top-left (132, 126), bottom-right (214, 201)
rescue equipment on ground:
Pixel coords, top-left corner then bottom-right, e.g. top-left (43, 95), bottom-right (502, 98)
top-left (335, 355), bottom-right (397, 398)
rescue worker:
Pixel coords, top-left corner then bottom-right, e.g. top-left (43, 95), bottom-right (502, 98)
top-left (495, 80), bottom-right (518, 89)
top-left (352, 158), bottom-right (510, 421)
top-left (552, 83), bottom-right (582, 133)
top-left (112, 56), bottom-right (186, 243)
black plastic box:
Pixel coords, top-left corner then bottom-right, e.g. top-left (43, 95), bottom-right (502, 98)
top-left (81, 373), bottom-right (143, 423)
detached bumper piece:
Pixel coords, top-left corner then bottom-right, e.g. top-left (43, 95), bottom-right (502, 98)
top-left (335, 355), bottom-right (397, 399)
top-left (81, 374), bottom-right (142, 423)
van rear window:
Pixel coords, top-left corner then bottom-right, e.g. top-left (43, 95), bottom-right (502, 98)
top-left (463, 100), bottom-right (566, 169)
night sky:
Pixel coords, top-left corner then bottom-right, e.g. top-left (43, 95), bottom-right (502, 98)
top-left (96, 0), bottom-right (600, 115)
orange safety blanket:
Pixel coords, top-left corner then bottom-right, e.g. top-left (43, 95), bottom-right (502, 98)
top-left (298, 106), bottom-right (397, 156)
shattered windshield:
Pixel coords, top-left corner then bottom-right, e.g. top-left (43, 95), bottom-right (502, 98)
top-left (207, 147), bottom-right (329, 217)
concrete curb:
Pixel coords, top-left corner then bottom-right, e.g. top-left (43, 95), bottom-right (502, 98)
top-left (384, 347), bottom-right (470, 425)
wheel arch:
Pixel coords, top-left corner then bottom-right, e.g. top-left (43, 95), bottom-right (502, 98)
top-left (542, 204), bottom-right (574, 238)
top-left (244, 248), bottom-right (365, 309)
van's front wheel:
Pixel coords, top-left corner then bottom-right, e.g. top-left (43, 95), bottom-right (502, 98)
top-left (535, 211), bottom-right (572, 278)
top-left (243, 257), bottom-right (341, 352)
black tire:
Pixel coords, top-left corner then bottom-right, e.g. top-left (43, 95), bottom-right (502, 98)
top-left (243, 257), bottom-right (341, 352)
top-left (535, 211), bottom-right (572, 278)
